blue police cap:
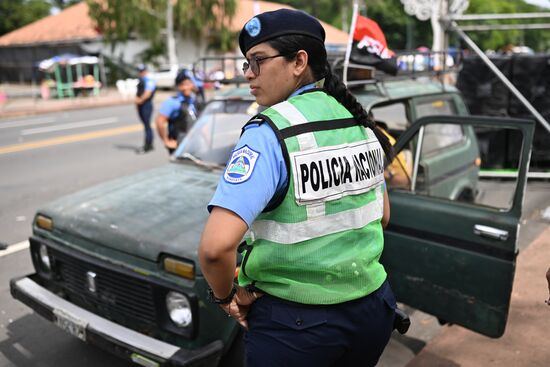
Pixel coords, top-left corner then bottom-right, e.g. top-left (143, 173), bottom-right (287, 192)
top-left (136, 63), bottom-right (147, 72)
top-left (175, 69), bottom-right (192, 85)
top-left (239, 9), bottom-right (326, 55)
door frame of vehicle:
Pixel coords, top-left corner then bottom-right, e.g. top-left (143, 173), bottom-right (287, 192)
top-left (382, 114), bottom-right (534, 337)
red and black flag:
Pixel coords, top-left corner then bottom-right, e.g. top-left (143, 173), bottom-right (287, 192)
top-left (350, 15), bottom-right (398, 75)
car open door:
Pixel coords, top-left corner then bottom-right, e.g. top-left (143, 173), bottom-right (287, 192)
top-left (382, 115), bottom-right (535, 337)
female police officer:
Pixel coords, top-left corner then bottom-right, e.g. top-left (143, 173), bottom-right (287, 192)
top-left (199, 9), bottom-right (395, 366)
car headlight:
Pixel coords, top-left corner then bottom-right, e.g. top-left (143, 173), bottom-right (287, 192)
top-left (166, 291), bottom-right (192, 327)
top-left (39, 244), bottom-right (51, 271)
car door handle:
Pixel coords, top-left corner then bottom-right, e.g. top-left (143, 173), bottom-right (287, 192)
top-left (473, 224), bottom-right (509, 241)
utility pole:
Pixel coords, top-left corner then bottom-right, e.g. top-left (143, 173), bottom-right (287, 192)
top-left (166, 0), bottom-right (177, 66)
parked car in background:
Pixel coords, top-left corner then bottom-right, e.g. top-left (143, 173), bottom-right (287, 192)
top-left (150, 64), bottom-right (179, 90)
top-left (10, 78), bottom-right (534, 366)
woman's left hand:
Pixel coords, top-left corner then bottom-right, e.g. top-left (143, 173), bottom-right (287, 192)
top-left (220, 285), bottom-right (263, 329)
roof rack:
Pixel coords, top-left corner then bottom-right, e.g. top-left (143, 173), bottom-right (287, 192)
top-left (191, 56), bottom-right (247, 85)
top-left (190, 50), bottom-right (462, 90)
top-left (332, 50), bottom-right (463, 88)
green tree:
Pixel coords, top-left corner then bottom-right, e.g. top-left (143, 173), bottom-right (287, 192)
top-left (465, 0), bottom-right (550, 52)
top-left (0, 0), bottom-right (51, 36)
top-left (276, 0), bottom-right (432, 50)
top-left (365, 0), bottom-right (432, 50)
top-left (275, 0), bottom-right (349, 31)
top-left (87, 0), bottom-right (237, 62)
top-left (278, 0), bottom-right (550, 52)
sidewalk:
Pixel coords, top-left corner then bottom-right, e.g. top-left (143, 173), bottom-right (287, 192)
top-left (406, 226), bottom-right (550, 367)
top-left (0, 84), bottom-right (212, 119)
top-left (0, 87), bottom-right (134, 118)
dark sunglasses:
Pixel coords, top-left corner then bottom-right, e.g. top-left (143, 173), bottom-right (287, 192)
top-left (242, 53), bottom-right (294, 76)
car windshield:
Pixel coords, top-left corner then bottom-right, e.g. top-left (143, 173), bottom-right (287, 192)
top-left (201, 99), bottom-right (258, 115)
top-left (173, 100), bottom-right (256, 166)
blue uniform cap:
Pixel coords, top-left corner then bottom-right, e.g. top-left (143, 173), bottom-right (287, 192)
top-left (175, 69), bottom-right (191, 85)
top-left (136, 63), bottom-right (147, 72)
top-left (239, 9), bottom-right (326, 55)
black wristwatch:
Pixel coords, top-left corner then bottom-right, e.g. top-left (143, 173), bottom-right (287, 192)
top-left (207, 285), bottom-right (237, 305)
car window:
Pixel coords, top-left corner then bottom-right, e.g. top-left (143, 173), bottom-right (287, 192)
top-left (421, 124), bottom-right (464, 156)
top-left (176, 112), bottom-right (248, 165)
top-left (201, 100), bottom-right (257, 115)
top-left (370, 103), bottom-right (408, 132)
top-left (389, 121), bottom-right (525, 210)
top-left (415, 98), bottom-right (456, 118)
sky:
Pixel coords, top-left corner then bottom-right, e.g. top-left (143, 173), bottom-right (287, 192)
top-left (524, 0), bottom-right (550, 8)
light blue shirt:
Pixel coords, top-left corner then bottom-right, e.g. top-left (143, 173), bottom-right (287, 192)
top-left (143, 75), bottom-right (156, 92)
top-left (159, 93), bottom-right (196, 120)
top-left (208, 83), bottom-right (318, 227)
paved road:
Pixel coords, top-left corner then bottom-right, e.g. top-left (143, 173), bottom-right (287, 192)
top-left (0, 105), bottom-right (168, 245)
top-left (0, 105), bottom-right (167, 367)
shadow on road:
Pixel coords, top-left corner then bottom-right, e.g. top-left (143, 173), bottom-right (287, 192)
top-left (0, 313), bottom-right (134, 367)
top-left (113, 144), bottom-right (142, 152)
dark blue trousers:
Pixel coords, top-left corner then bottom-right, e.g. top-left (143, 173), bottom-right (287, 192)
top-left (245, 280), bottom-right (396, 367)
top-left (138, 102), bottom-right (153, 146)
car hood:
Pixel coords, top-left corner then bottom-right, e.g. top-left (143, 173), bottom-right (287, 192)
top-left (39, 163), bottom-right (220, 264)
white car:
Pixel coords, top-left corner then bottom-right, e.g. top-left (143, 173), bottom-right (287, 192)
top-left (149, 64), bottom-right (179, 90)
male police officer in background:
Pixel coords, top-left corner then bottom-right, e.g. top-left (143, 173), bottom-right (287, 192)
top-left (155, 70), bottom-right (197, 155)
top-left (135, 64), bottom-right (156, 154)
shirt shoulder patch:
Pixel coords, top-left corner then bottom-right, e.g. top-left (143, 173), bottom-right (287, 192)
top-left (224, 145), bottom-right (261, 184)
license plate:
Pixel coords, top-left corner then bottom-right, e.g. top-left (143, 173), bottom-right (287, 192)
top-left (53, 309), bottom-right (87, 341)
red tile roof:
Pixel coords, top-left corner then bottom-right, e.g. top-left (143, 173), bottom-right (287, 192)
top-left (0, 0), bottom-right (347, 47)
top-left (0, 2), bottom-right (100, 46)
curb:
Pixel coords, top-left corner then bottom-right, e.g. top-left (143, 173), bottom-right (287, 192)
top-left (0, 97), bottom-right (134, 119)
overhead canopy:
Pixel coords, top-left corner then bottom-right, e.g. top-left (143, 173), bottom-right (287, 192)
top-left (38, 54), bottom-right (99, 71)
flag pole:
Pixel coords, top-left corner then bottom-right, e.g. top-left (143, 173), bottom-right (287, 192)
top-left (343, 1), bottom-right (359, 86)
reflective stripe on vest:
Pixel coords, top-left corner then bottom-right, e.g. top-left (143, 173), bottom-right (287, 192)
top-left (251, 185), bottom-right (383, 244)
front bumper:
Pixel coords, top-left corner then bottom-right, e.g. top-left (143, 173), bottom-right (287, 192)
top-left (10, 275), bottom-right (223, 367)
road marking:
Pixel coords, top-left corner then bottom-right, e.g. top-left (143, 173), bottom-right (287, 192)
top-left (0, 124), bottom-right (142, 155)
top-left (0, 117), bottom-right (56, 129)
top-left (21, 117), bottom-right (119, 135)
top-left (0, 240), bottom-right (30, 257)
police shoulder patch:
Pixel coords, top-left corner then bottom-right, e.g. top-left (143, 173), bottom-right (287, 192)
top-left (224, 145), bottom-right (261, 184)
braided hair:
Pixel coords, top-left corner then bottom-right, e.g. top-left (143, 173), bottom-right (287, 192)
top-left (267, 35), bottom-right (393, 161)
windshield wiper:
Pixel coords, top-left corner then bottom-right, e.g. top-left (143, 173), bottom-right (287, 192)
top-left (172, 152), bottom-right (225, 171)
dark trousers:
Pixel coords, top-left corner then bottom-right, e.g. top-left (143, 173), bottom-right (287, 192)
top-left (245, 280), bottom-right (396, 367)
top-left (137, 102), bottom-right (153, 147)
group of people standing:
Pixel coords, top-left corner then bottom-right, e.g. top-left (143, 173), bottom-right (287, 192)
top-left (134, 64), bottom-right (200, 155)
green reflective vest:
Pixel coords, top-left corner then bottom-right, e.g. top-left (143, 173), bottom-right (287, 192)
top-left (238, 90), bottom-right (387, 304)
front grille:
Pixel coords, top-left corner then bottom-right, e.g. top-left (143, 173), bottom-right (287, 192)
top-left (51, 248), bottom-right (159, 331)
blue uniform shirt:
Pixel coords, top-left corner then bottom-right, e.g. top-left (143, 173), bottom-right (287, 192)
top-left (159, 93), bottom-right (196, 120)
top-left (143, 75), bottom-right (156, 92)
top-left (208, 83), bottom-right (317, 227)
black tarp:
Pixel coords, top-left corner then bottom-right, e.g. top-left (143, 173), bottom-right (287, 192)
top-left (457, 54), bottom-right (550, 170)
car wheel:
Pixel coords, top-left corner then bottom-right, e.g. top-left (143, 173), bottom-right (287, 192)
top-left (218, 329), bottom-right (245, 367)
